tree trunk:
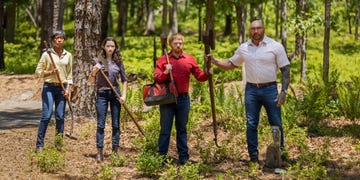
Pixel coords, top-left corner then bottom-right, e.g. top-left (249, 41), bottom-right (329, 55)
top-left (280, 0), bottom-right (287, 52)
top-left (101, 0), bottom-right (110, 41)
top-left (53, 0), bottom-right (65, 31)
top-left (295, 0), bottom-right (307, 81)
top-left (144, 7), bottom-right (155, 35)
top-left (355, 1), bottom-right (360, 40)
top-left (295, 0), bottom-right (306, 57)
top-left (235, 2), bottom-right (246, 44)
top-left (117, 0), bottom-right (127, 48)
top-left (345, 0), bottom-right (352, 34)
top-left (274, 0), bottom-right (279, 41)
top-left (170, 0), bottom-right (178, 35)
top-left (136, 0), bottom-right (145, 25)
top-left (0, 0), bottom-right (4, 70)
top-left (40, 0), bottom-right (54, 55)
top-left (300, 35), bottom-right (306, 81)
top-left (223, 14), bottom-right (232, 36)
top-left (161, 0), bottom-right (168, 35)
top-left (73, 0), bottom-right (101, 117)
top-left (35, 0), bottom-right (42, 28)
top-left (198, 6), bottom-right (202, 42)
top-left (323, 0), bottom-right (331, 83)
top-left (5, 2), bottom-right (16, 43)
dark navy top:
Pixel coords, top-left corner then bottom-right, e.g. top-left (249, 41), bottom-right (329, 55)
top-left (94, 58), bottom-right (128, 89)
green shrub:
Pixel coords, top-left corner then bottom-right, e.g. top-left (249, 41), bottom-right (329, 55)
top-left (159, 162), bottom-right (178, 180)
top-left (294, 71), bottom-right (340, 133)
top-left (110, 153), bottom-right (128, 167)
top-left (337, 75), bottom-right (360, 120)
top-left (97, 164), bottom-right (120, 180)
top-left (179, 162), bottom-right (203, 180)
top-left (135, 151), bottom-right (164, 177)
top-left (34, 148), bottom-right (65, 173)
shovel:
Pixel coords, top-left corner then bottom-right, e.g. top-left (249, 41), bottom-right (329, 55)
top-left (43, 41), bottom-right (78, 140)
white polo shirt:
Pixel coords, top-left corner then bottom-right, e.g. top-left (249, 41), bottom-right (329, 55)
top-left (228, 36), bottom-right (290, 84)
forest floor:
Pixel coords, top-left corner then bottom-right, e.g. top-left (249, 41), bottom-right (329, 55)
top-left (0, 74), bottom-right (359, 179)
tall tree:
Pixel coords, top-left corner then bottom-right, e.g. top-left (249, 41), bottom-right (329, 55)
top-left (224, 14), bottom-right (232, 36)
top-left (235, 1), bottom-right (247, 44)
top-left (144, 0), bottom-right (155, 35)
top-left (101, 0), bottom-right (110, 41)
top-left (35, 0), bottom-right (42, 27)
top-left (345, 0), bottom-right (352, 34)
top-left (274, 0), bottom-right (280, 40)
top-left (0, 0), bottom-right (4, 70)
top-left (4, 1), bottom-right (15, 43)
top-left (40, 0), bottom-right (54, 55)
top-left (295, 0), bottom-right (307, 81)
top-left (117, 0), bottom-right (127, 48)
top-left (170, 0), bottom-right (178, 35)
top-left (73, 0), bottom-right (101, 117)
top-left (323, 0), bottom-right (331, 83)
top-left (355, 1), bottom-right (360, 40)
top-left (280, 0), bottom-right (287, 51)
top-left (191, 0), bottom-right (204, 41)
top-left (53, 0), bottom-right (65, 31)
top-left (161, 0), bottom-right (168, 35)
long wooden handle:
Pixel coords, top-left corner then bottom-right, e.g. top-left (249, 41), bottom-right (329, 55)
top-left (203, 0), bottom-right (219, 146)
top-left (163, 49), bottom-right (174, 82)
top-left (98, 69), bottom-right (145, 137)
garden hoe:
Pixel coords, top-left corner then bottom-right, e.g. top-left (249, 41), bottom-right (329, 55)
top-left (95, 68), bottom-right (145, 137)
top-left (43, 41), bottom-right (78, 140)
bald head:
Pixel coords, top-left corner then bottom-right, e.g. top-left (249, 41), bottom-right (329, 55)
top-left (249, 20), bottom-right (265, 45)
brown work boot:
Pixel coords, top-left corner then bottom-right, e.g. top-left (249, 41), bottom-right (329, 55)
top-left (96, 148), bottom-right (104, 163)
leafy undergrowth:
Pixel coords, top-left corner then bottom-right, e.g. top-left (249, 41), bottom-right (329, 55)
top-left (0, 75), bottom-right (359, 179)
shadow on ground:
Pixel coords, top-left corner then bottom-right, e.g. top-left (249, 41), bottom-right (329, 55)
top-left (0, 107), bottom-right (40, 129)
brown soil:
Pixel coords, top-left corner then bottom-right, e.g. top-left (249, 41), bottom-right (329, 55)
top-left (0, 74), bottom-right (359, 179)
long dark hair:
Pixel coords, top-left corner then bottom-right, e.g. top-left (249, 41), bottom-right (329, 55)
top-left (99, 37), bottom-right (123, 64)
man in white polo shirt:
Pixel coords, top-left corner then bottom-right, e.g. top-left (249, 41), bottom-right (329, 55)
top-left (206, 19), bottom-right (290, 164)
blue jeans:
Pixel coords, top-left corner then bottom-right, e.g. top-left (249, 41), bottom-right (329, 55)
top-left (158, 94), bottom-right (190, 162)
top-left (245, 84), bottom-right (284, 159)
top-left (36, 83), bottom-right (67, 147)
top-left (96, 88), bottom-right (121, 149)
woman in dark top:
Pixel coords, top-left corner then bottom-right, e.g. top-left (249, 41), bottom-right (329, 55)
top-left (90, 37), bottom-right (128, 163)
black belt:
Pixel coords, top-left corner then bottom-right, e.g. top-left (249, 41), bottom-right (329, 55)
top-left (178, 93), bottom-right (188, 96)
top-left (247, 81), bottom-right (276, 88)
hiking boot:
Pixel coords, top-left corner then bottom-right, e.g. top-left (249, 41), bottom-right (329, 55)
top-left (96, 148), bottom-right (104, 163)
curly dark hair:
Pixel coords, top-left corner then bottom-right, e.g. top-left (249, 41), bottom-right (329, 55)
top-left (99, 37), bottom-right (123, 64)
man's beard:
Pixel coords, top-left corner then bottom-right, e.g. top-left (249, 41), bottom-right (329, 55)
top-left (173, 48), bottom-right (183, 54)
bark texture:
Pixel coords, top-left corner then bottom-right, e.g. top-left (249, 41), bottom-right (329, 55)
top-left (73, 0), bottom-right (101, 117)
